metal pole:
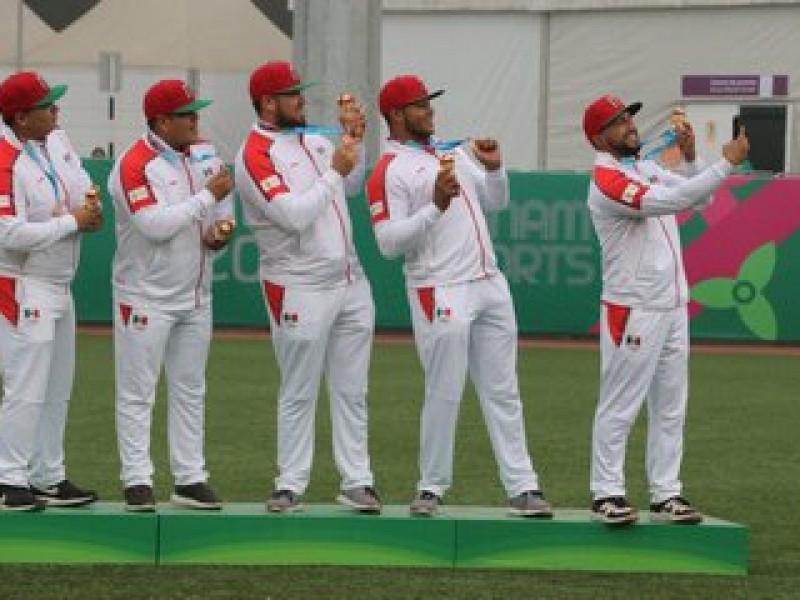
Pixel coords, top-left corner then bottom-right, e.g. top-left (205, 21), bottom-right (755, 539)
top-left (16, 0), bottom-right (24, 70)
top-left (293, 0), bottom-right (381, 161)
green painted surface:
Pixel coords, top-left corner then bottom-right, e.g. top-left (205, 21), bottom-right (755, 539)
top-left (456, 510), bottom-right (748, 575)
top-left (0, 503), bottom-right (157, 563)
top-left (158, 504), bottom-right (455, 566)
top-left (0, 503), bottom-right (748, 573)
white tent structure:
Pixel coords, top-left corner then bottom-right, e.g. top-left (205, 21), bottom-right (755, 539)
top-left (0, 0), bottom-right (291, 159)
top-left (2, 0), bottom-right (799, 171)
top-left (384, 0), bottom-right (800, 171)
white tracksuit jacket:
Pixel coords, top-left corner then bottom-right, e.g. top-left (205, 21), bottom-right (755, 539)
top-left (367, 140), bottom-right (506, 287)
top-left (0, 129), bottom-right (88, 288)
top-left (108, 134), bottom-right (232, 309)
top-left (235, 123), bottom-right (366, 289)
top-left (588, 151), bottom-right (732, 310)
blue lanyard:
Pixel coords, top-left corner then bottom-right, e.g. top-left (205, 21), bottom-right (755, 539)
top-left (641, 128), bottom-right (678, 161)
top-left (405, 138), bottom-right (467, 153)
top-left (24, 142), bottom-right (59, 198)
top-left (257, 121), bottom-right (344, 137)
top-left (288, 125), bottom-right (343, 136)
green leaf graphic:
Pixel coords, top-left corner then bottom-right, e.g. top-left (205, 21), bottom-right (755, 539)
top-left (691, 278), bottom-right (735, 308)
top-left (738, 242), bottom-right (776, 289)
top-left (738, 294), bottom-right (777, 340)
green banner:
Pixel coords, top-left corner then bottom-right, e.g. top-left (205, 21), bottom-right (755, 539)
top-left (76, 161), bottom-right (800, 341)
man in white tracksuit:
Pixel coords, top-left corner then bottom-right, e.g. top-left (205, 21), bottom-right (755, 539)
top-left (366, 74), bottom-right (552, 518)
top-left (0, 71), bottom-right (102, 511)
top-left (235, 61), bottom-right (380, 513)
top-left (108, 79), bottom-right (234, 511)
top-left (583, 95), bottom-right (750, 525)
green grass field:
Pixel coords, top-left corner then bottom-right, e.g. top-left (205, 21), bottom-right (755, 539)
top-left (0, 332), bottom-right (797, 599)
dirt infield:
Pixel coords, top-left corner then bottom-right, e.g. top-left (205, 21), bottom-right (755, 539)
top-left (79, 324), bottom-right (800, 356)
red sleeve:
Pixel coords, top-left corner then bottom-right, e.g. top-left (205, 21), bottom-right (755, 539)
top-left (242, 132), bottom-right (289, 202)
top-left (119, 139), bottom-right (159, 213)
top-left (0, 139), bottom-right (21, 217)
top-left (365, 153), bottom-right (396, 224)
top-left (593, 165), bottom-right (648, 210)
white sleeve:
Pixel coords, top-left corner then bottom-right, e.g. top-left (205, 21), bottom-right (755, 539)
top-left (125, 167), bottom-right (216, 242)
top-left (369, 162), bottom-right (441, 259)
top-left (595, 158), bottom-right (732, 218)
top-left (0, 173), bottom-right (78, 251)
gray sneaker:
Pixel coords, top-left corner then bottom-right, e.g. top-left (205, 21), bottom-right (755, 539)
top-left (267, 489), bottom-right (303, 513)
top-left (409, 490), bottom-right (441, 516)
top-left (336, 486), bottom-right (382, 514)
top-left (509, 490), bottom-right (554, 518)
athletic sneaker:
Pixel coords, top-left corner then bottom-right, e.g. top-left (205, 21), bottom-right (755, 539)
top-left (508, 490), bottom-right (554, 518)
top-left (650, 496), bottom-right (703, 524)
top-left (0, 484), bottom-right (46, 512)
top-left (124, 484), bottom-right (156, 512)
top-left (267, 489), bottom-right (303, 513)
top-left (171, 482), bottom-right (222, 511)
top-left (336, 486), bottom-right (382, 514)
top-left (409, 490), bottom-right (441, 516)
top-left (31, 480), bottom-right (97, 507)
top-left (591, 496), bottom-right (638, 526)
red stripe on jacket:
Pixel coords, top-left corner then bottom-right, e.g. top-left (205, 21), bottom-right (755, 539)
top-left (593, 165), bottom-right (648, 210)
top-left (0, 138), bottom-right (21, 217)
top-left (365, 153), bottom-right (396, 224)
top-left (243, 131), bottom-right (290, 202)
top-left (119, 139), bottom-right (159, 213)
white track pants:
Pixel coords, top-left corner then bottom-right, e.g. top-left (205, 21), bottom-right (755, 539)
top-left (409, 274), bottom-right (541, 499)
top-left (591, 303), bottom-right (689, 504)
top-left (264, 277), bottom-right (375, 494)
top-left (0, 278), bottom-right (74, 488)
top-left (114, 298), bottom-right (211, 487)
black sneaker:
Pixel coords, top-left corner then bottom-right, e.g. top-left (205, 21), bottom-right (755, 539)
top-left (124, 484), bottom-right (156, 512)
top-left (171, 482), bottom-right (222, 510)
top-left (31, 480), bottom-right (98, 507)
top-left (0, 484), bottom-right (46, 512)
top-left (650, 496), bottom-right (703, 524)
top-left (591, 496), bottom-right (638, 526)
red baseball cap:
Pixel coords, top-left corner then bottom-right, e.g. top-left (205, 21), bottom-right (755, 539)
top-left (143, 79), bottom-right (211, 120)
top-left (583, 95), bottom-right (642, 143)
top-left (249, 61), bottom-right (315, 101)
top-left (0, 71), bottom-right (67, 120)
top-left (379, 75), bottom-right (444, 116)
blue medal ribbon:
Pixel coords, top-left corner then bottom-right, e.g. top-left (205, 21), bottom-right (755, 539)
top-left (405, 138), bottom-right (467, 152)
top-left (24, 142), bottom-right (59, 198)
top-left (288, 125), bottom-right (344, 136)
top-left (641, 128), bottom-right (678, 161)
